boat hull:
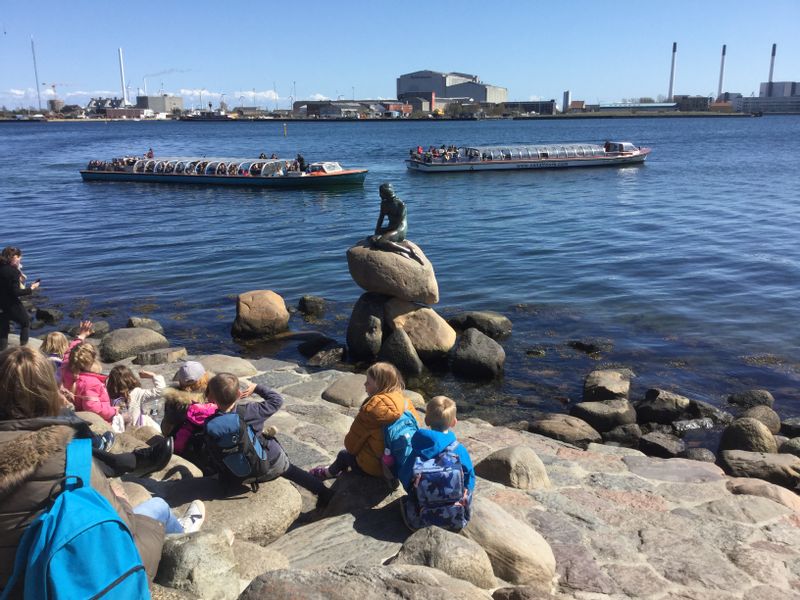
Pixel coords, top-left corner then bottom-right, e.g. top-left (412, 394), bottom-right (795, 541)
top-left (406, 152), bottom-right (649, 173)
top-left (80, 169), bottom-right (367, 188)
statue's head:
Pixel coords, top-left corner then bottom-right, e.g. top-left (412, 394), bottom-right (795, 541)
top-left (379, 182), bottom-right (395, 200)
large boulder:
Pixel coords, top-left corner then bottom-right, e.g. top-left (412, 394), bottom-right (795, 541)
top-left (636, 389), bottom-right (691, 424)
top-left (742, 405), bottom-right (781, 434)
top-left (528, 415), bottom-right (601, 449)
top-left (582, 369), bottom-right (630, 402)
top-left (127, 316), bottom-right (164, 334)
top-left (231, 290), bottom-right (290, 340)
top-left (378, 328), bottom-right (424, 377)
top-left (726, 477), bottom-right (800, 513)
top-left (461, 496), bottom-right (556, 588)
top-left (346, 292), bottom-right (388, 362)
top-left (569, 399), bottom-right (636, 433)
top-left (718, 450), bottom-right (800, 489)
top-left (392, 527), bottom-right (496, 589)
top-left (448, 311), bottom-right (512, 340)
top-left (474, 446), bottom-right (550, 490)
top-left (99, 327), bottom-right (169, 362)
top-left (347, 240), bottom-right (439, 304)
top-left (198, 354), bottom-right (257, 377)
top-left (384, 299), bottom-right (456, 363)
top-left (321, 373), bottom-right (367, 408)
top-left (638, 432), bottom-right (685, 458)
top-left (719, 418), bottom-right (778, 453)
top-left (452, 328), bottom-right (505, 380)
top-left (727, 389), bottom-right (775, 409)
top-left (156, 529), bottom-right (239, 600)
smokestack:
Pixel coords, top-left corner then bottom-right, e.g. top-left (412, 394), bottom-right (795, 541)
top-left (767, 43), bottom-right (776, 97)
top-left (118, 47), bottom-right (129, 106)
top-left (668, 42), bottom-right (677, 101)
top-left (717, 44), bottom-right (726, 100)
top-left (562, 90), bottom-right (571, 114)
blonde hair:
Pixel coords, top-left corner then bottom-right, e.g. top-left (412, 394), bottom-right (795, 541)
top-left (69, 342), bottom-right (98, 376)
top-left (425, 395), bottom-right (457, 431)
top-left (205, 373), bottom-right (239, 410)
top-left (106, 365), bottom-right (140, 402)
top-left (41, 331), bottom-right (69, 356)
top-left (366, 362), bottom-right (404, 396)
top-left (180, 371), bottom-right (209, 393)
top-left (0, 346), bottom-right (62, 419)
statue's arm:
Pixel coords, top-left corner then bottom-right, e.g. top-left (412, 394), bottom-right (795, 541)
top-left (374, 209), bottom-right (386, 234)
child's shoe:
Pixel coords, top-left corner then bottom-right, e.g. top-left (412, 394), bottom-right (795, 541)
top-left (177, 500), bottom-right (205, 533)
top-left (309, 465), bottom-right (334, 480)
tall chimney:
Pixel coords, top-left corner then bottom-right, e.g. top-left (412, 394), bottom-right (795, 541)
top-left (767, 43), bottom-right (776, 97)
top-left (562, 90), bottom-right (571, 114)
top-left (667, 42), bottom-right (677, 101)
top-left (118, 47), bottom-right (129, 106)
top-left (717, 44), bottom-right (726, 100)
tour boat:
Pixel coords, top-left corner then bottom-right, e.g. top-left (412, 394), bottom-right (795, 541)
top-left (406, 141), bottom-right (650, 173)
top-left (80, 156), bottom-right (368, 188)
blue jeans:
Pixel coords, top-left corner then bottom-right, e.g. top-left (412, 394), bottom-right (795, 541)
top-left (132, 497), bottom-right (183, 534)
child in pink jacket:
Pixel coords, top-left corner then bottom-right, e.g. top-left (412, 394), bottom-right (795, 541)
top-left (61, 321), bottom-right (117, 422)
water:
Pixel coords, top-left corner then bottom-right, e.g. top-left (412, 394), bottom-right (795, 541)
top-left (2, 116), bottom-right (799, 434)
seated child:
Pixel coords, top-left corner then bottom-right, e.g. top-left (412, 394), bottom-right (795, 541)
top-left (62, 340), bottom-right (115, 423)
top-left (106, 365), bottom-right (164, 430)
top-left (40, 331), bottom-right (69, 383)
top-left (310, 362), bottom-right (420, 480)
top-left (398, 395), bottom-right (475, 532)
top-left (160, 361), bottom-right (210, 438)
top-left (203, 373), bottom-right (333, 504)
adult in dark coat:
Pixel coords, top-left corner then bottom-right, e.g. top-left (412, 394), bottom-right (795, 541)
top-left (0, 247), bottom-right (39, 351)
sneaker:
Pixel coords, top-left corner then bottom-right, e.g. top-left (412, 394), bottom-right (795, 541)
top-left (309, 465), bottom-right (335, 480)
top-left (100, 431), bottom-right (115, 452)
top-left (132, 436), bottom-right (174, 477)
top-left (177, 500), bottom-right (205, 534)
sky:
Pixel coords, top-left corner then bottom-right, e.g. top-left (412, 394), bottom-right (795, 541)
top-left (1, 0), bottom-right (798, 110)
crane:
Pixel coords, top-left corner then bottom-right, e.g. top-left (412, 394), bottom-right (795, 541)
top-left (41, 82), bottom-right (71, 99)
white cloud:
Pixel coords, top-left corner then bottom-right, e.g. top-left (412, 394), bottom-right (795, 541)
top-left (8, 89), bottom-right (27, 97)
top-left (308, 93), bottom-right (329, 101)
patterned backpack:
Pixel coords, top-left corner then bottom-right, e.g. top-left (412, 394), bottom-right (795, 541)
top-left (403, 441), bottom-right (471, 532)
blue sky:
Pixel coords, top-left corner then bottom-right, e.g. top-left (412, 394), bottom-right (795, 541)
top-left (1, 0), bottom-right (798, 109)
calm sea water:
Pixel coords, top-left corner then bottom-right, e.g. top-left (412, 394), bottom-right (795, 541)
top-left (2, 117), bottom-right (799, 436)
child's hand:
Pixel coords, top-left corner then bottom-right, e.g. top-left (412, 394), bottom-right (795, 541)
top-left (238, 383), bottom-right (257, 399)
top-left (139, 370), bottom-right (155, 379)
top-left (77, 320), bottom-right (94, 339)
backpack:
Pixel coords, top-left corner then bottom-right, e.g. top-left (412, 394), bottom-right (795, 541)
top-left (0, 437), bottom-right (150, 600)
top-left (382, 401), bottom-right (419, 479)
top-left (204, 411), bottom-right (270, 492)
top-left (404, 441), bottom-right (471, 532)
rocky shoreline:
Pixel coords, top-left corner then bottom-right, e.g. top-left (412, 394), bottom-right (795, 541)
top-left (12, 322), bottom-right (800, 599)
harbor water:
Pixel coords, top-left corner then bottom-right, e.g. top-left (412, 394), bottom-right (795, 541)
top-left (1, 116), bottom-right (799, 440)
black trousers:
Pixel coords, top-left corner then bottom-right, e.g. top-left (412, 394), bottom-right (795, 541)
top-left (0, 304), bottom-right (30, 350)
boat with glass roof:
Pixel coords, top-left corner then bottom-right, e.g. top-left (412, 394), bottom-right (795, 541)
top-left (80, 156), bottom-right (367, 187)
top-left (406, 141), bottom-right (650, 173)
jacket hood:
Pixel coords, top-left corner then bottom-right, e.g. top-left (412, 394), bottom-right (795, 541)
top-left (412, 428), bottom-right (457, 460)
top-left (162, 387), bottom-right (205, 408)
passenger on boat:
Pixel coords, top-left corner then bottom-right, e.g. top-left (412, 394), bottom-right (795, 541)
top-left (270, 153), bottom-right (278, 160)
top-left (259, 152), bottom-right (267, 159)
top-left (368, 183), bottom-right (422, 264)
top-left (146, 148), bottom-right (154, 159)
top-left (296, 154), bottom-right (307, 172)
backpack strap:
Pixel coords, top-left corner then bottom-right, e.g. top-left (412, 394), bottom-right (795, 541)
top-left (444, 440), bottom-right (460, 454)
top-left (65, 437), bottom-right (92, 492)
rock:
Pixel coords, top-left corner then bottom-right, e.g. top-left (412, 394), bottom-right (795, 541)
top-left (639, 432), bottom-right (686, 458)
top-left (461, 496), bottom-right (556, 587)
top-left (134, 347), bottom-right (187, 366)
top-left (688, 399), bottom-right (734, 425)
top-left (622, 455), bottom-right (726, 483)
top-left (636, 389), bottom-right (691, 424)
top-left (566, 338), bottom-right (613, 356)
top-left (99, 327), bottom-right (169, 362)
top-left (569, 399), bottom-right (636, 433)
top-left (36, 307), bottom-right (63, 324)
top-left (583, 369), bottom-right (630, 402)
top-left (726, 477), bottom-right (800, 513)
top-left (781, 417), bottom-right (800, 438)
top-left (321, 373), bottom-right (367, 408)
top-left (779, 437), bottom-right (800, 458)
top-left (232, 539), bottom-right (290, 581)
top-left (198, 354), bottom-right (257, 377)
top-left (452, 328), bottom-right (505, 380)
top-left (491, 586), bottom-right (553, 600)
top-left (241, 564), bottom-right (491, 600)
top-left (719, 418), bottom-right (778, 453)
top-left (298, 295), bottom-right (326, 317)
top-left (347, 240), bottom-right (439, 304)
top-left (298, 334), bottom-right (338, 358)
top-left (76, 410), bottom-right (112, 435)
top-left (378, 328), bottom-right (424, 377)
top-left (728, 389), bottom-right (775, 409)
top-left (307, 346), bottom-right (345, 367)
top-left (718, 450), bottom-right (800, 488)
top-left (742, 405), bottom-right (781, 434)
top-left (474, 446), bottom-right (550, 490)
top-left (231, 290), bottom-right (290, 340)
top-left (156, 528), bottom-right (239, 600)
top-left (602, 423), bottom-right (642, 447)
top-left (384, 299), bottom-right (456, 363)
top-left (528, 415), bottom-right (601, 449)
top-left (322, 471), bottom-right (405, 518)
top-left (67, 320), bottom-right (110, 337)
top-left (672, 418), bottom-right (714, 435)
top-left (346, 292), bottom-right (387, 362)
top-left (127, 316), bottom-right (164, 334)
top-left (392, 526), bottom-right (496, 589)
top-left (680, 447), bottom-right (717, 462)
top-left (447, 311), bottom-right (512, 340)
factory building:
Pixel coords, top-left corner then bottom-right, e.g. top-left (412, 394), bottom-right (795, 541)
top-left (397, 71), bottom-right (507, 105)
top-left (135, 95), bottom-right (184, 114)
top-left (733, 81), bottom-right (800, 114)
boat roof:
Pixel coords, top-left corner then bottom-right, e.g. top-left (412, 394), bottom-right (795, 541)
top-left (463, 142), bottom-right (604, 152)
top-left (130, 157), bottom-right (288, 164)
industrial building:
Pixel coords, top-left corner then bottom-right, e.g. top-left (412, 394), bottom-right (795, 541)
top-left (397, 70), bottom-right (507, 105)
top-left (733, 83), bottom-right (800, 114)
top-left (135, 95), bottom-right (184, 114)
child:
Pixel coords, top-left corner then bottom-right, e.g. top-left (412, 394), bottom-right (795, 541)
top-left (399, 395), bottom-right (475, 531)
top-left (310, 362), bottom-right (420, 480)
top-left (62, 339), bottom-right (116, 423)
top-left (204, 373), bottom-right (333, 504)
top-left (160, 361), bottom-right (210, 438)
top-left (40, 331), bottom-right (69, 382)
top-left (106, 365), bottom-right (165, 430)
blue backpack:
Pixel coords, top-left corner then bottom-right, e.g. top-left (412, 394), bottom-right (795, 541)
top-left (383, 402), bottom-right (419, 478)
top-left (404, 441), bottom-right (471, 532)
top-left (0, 437), bottom-right (150, 600)
top-left (204, 411), bottom-right (270, 492)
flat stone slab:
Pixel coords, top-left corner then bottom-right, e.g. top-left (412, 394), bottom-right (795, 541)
top-left (134, 347), bottom-right (188, 365)
top-left (623, 455), bottom-right (726, 483)
top-left (321, 373), bottom-right (368, 408)
top-left (252, 370), bottom-right (308, 390)
top-left (198, 354), bottom-right (258, 377)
